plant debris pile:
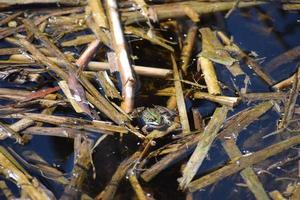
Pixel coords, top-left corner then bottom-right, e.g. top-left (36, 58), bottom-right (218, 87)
top-left (0, 0), bottom-right (299, 200)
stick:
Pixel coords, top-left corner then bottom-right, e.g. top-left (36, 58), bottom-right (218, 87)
top-left (199, 28), bottom-right (243, 77)
top-left (141, 132), bottom-right (202, 182)
top-left (188, 134), bottom-right (300, 192)
top-left (9, 54), bottom-right (173, 78)
top-left (178, 106), bottom-right (228, 189)
top-left (278, 67), bottom-right (300, 129)
top-left (0, 181), bottom-right (14, 200)
top-left (61, 136), bottom-right (94, 200)
top-left (128, 172), bottom-right (148, 200)
top-left (172, 54), bottom-right (190, 134)
top-left (192, 91), bottom-right (240, 107)
top-left (0, 0), bottom-right (84, 6)
top-left (88, 0), bottom-right (108, 29)
top-left (0, 147), bottom-right (54, 200)
top-left (105, 0), bottom-right (136, 113)
top-left (121, 1), bottom-right (267, 24)
top-left (198, 56), bottom-right (221, 95)
top-left (21, 20), bottom-right (128, 124)
top-left (95, 152), bottom-right (140, 200)
top-left (181, 26), bottom-right (198, 74)
top-left (218, 101), bottom-right (273, 140)
top-left (217, 31), bottom-right (274, 85)
top-left (273, 72), bottom-right (297, 90)
top-left (76, 39), bottom-right (101, 73)
top-left (241, 92), bottom-right (286, 102)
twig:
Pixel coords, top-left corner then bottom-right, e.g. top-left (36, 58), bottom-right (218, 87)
top-left (122, 1), bottom-right (267, 24)
top-left (273, 71), bottom-right (297, 90)
top-left (181, 25), bottom-right (198, 75)
top-left (178, 106), bottom-right (228, 189)
top-left (128, 171), bottom-right (148, 200)
top-left (0, 181), bottom-right (14, 200)
top-left (9, 54), bottom-right (173, 78)
top-left (217, 31), bottom-right (274, 85)
top-left (278, 67), bottom-right (300, 129)
top-left (95, 152), bottom-right (140, 200)
top-left (88, 0), bottom-right (108, 29)
top-left (105, 0), bottom-right (136, 113)
top-left (172, 54), bottom-right (190, 134)
top-left (192, 91), bottom-right (240, 107)
top-left (188, 134), bottom-right (300, 192)
top-left (0, 147), bottom-right (54, 200)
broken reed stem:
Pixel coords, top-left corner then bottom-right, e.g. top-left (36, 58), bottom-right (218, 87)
top-left (141, 132), bottom-right (202, 182)
top-left (282, 3), bottom-right (300, 10)
top-left (222, 140), bottom-right (270, 200)
top-left (0, 181), bottom-right (14, 200)
top-left (61, 34), bottom-right (96, 47)
top-left (6, 113), bottom-right (128, 134)
top-left (188, 134), bottom-right (300, 192)
top-left (0, 0), bottom-right (84, 6)
top-left (218, 101), bottom-right (273, 140)
top-left (0, 7), bottom-right (84, 40)
top-left (198, 56), bottom-right (221, 95)
top-left (199, 27), bottom-right (242, 76)
top-left (18, 38), bottom-right (69, 80)
top-left (122, 1), bottom-right (267, 24)
top-left (9, 54), bottom-right (173, 78)
top-left (269, 190), bottom-right (285, 200)
top-left (192, 108), bottom-right (204, 131)
top-left (128, 172), bottom-right (148, 200)
top-left (9, 97), bottom-right (57, 132)
top-left (241, 92), bottom-right (286, 102)
top-left (76, 39), bottom-right (101, 73)
top-left (265, 45), bottom-right (300, 73)
top-left (0, 11), bottom-right (23, 27)
top-left (95, 152), bottom-right (140, 200)
top-left (216, 102), bottom-right (273, 200)
top-left (171, 54), bottom-right (190, 134)
top-left (192, 91), bottom-right (240, 107)
top-left (105, 0), bottom-right (136, 113)
top-left (278, 67), bottom-right (300, 129)
top-left (178, 106), bottom-right (228, 189)
top-left (22, 127), bottom-right (84, 138)
top-left (273, 72), bottom-right (296, 90)
top-left (217, 31), bottom-right (274, 85)
top-left (88, 0), bottom-right (108, 29)
top-left (181, 25), bottom-right (197, 74)
top-left (0, 148), bottom-right (53, 200)
top-left (0, 121), bottom-right (25, 144)
top-left (61, 137), bottom-right (93, 200)
top-left (22, 19), bottom-right (128, 125)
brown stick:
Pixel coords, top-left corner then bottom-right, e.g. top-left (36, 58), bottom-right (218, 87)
top-left (22, 19), bottom-right (128, 124)
top-left (95, 152), bottom-right (140, 200)
top-left (122, 1), bottom-right (267, 24)
top-left (172, 54), bottom-right (190, 133)
top-left (217, 31), bottom-right (274, 85)
top-left (179, 106), bottom-right (228, 189)
top-left (9, 54), bottom-right (173, 78)
top-left (188, 134), bottom-right (300, 192)
top-left (181, 26), bottom-right (198, 74)
top-left (273, 72), bottom-right (297, 90)
top-left (105, 0), bottom-right (136, 113)
top-left (76, 39), bottom-right (101, 74)
top-left (278, 67), bottom-right (300, 129)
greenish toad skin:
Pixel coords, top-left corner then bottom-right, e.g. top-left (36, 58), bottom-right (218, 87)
top-left (131, 105), bottom-right (176, 133)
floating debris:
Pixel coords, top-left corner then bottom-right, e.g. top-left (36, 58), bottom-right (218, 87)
top-left (0, 1), bottom-right (299, 200)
